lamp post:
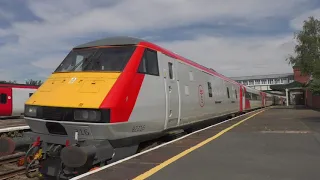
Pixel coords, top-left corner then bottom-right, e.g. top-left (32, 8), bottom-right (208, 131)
top-left (285, 88), bottom-right (289, 106)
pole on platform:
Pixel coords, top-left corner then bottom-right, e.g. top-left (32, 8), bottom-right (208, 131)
top-left (285, 88), bottom-right (289, 106)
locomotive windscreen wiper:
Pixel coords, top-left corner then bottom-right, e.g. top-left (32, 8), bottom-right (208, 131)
top-left (70, 49), bottom-right (99, 71)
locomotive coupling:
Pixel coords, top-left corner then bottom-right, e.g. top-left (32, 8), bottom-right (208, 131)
top-left (0, 136), bottom-right (33, 156)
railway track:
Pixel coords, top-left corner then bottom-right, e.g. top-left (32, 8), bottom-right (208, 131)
top-left (0, 118), bottom-right (30, 139)
top-left (0, 152), bottom-right (38, 180)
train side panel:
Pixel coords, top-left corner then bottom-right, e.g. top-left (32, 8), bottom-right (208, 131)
top-left (174, 56), bottom-right (240, 127)
top-left (265, 94), bottom-right (274, 106)
top-left (244, 87), bottom-right (262, 110)
top-left (0, 87), bottom-right (12, 116)
top-left (175, 60), bottom-right (202, 125)
top-left (12, 88), bottom-right (36, 116)
top-left (128, 51), bottom-right (166, 132)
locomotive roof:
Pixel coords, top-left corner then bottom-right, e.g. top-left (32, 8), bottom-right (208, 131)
top-left (73, 36), bottom-right (242, 87)
top-left (74, 36), bottom-right (144, 49)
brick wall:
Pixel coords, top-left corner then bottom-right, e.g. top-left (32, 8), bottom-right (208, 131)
top-left (292, 66), bottom-right (320, 109)
top-left (293, 67), bottom-right (310, 84)
top-left (306, 89), bottom-right (320, 109)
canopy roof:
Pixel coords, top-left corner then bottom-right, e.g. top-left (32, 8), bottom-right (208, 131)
top-left (270, 81), bottom-right (306, 91)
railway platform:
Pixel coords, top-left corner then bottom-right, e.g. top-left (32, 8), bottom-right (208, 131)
top-left (73, 106), bottom-right (320, 180)
top-left (0, 118), bottom-right (28, 132)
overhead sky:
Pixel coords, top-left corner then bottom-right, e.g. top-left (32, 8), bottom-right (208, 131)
top-left (1, 0), bottom-right (320, 83)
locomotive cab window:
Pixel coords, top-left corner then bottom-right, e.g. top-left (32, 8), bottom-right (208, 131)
top-left (207, 82), bottom-right (213, 97)
top-left (0, 93), bottom-right (7, 104)
top-left (138, 48), bottom-right (159, 76)
top-left (54, 45), bottom-right (137, 72)
top-left (168, 62), bottom-right (173, 79)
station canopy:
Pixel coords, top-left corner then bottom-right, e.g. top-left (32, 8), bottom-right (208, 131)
top-left (270, 81), bottom-right (306, 91)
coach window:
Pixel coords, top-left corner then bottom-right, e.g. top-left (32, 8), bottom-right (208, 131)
top-left (245, 92), bottom-right (251, 99)
top-left (168, 62), bottom-right (173, 79)
top-left (0, 93), bottom-right (7, 104)
top-left (207, 82), bottom-right (212, 97)
top-left (226, 87), bottom-right (230, 98)
top-left (138, 49), bottom-right (159, 76)
top-left (235, 89), bottom-right (237, 99)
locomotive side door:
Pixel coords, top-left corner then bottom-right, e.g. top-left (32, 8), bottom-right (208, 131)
top-left (0, 87), bottom-right (13, 116)
top-left (161, 53), bottom-right (180, 129)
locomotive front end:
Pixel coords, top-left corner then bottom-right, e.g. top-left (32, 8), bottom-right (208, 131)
top-left (14, 39), bottom-right (143, 179)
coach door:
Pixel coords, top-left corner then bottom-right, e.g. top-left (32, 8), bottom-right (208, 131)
top-left (161, 53), bottom-right (180, 129)
top-left (0, 87), bottom-right (12, 116)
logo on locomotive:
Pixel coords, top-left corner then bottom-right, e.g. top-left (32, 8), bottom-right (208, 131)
top-left (198, 85), bottom-right (205, 107)
top-left (69, 77), bottom-right (77, 84)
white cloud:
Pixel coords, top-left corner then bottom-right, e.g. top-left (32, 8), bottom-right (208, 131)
top-left (158, 35), bottom-right (295, 77)
top-left (0, 0), bottom-right (317, 81)
top-left (290, 8), bottom-right (320, 30)
top-left (0, 28), bottom-right (9, 37)
top-left (12, 0), bottom-right (311, 41)
top-left (0, 9), bottom-right (14, 21)
top-left (31, 53), bottom-right (68, 69)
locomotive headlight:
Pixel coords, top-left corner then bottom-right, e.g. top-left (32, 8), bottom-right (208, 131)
top-left (74, 110), bottom-right (101, 122)
top-left (24, 105), bottom-right (37, 117)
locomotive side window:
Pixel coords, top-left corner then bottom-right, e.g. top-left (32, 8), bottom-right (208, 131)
top-left (226, 87), bottom-right (230, 98)
top-left (138, 49), bottom-right (159, 76)
top-left (0, 93), bottom-right (7, 104)
top-left (189, 71), bottom-right (194, 81)
top-left (168, 62), bottom-right (173, 79)
top-left (207, 82), bottom-right (212, 97)
top-left (29, 93), bottom-right (33, 97)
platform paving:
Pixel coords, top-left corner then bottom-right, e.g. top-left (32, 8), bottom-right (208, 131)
top-left (77, 107), bottom-right (320, 180)
top-left (0, 118), bottom-right (26, 129)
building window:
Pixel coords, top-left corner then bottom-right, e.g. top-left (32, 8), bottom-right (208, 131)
top-left (207, 82), bottom-right (213, 97)
top-left (138, 48), bottom-right (159, 76)
top-left (0, 93), bottom-right (7, 104)
top-left (270, 79), bottom-right (274, 84)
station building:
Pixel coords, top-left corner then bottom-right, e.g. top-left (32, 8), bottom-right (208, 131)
top-left (230, 73), bottom-right (294, 91)
top-left (230, 66), bottom-right (320, 109)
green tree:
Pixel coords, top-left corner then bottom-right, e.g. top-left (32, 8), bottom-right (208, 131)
top-left (25, 79), bottom-right (43, 86)
top-left (287, 16), bottom-right (320, 94)
top-left (0, 80), bottom-right (17, 84)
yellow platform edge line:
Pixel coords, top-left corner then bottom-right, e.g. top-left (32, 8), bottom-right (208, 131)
top-left (133, 109), bottom-right (267, 180)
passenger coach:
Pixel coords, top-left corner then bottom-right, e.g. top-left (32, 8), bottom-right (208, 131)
top-left (0, 83), bottom-right (38, 117)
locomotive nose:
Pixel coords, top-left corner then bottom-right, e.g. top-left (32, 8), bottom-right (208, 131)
top-left (0, 137), bottom-right (16, 156)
